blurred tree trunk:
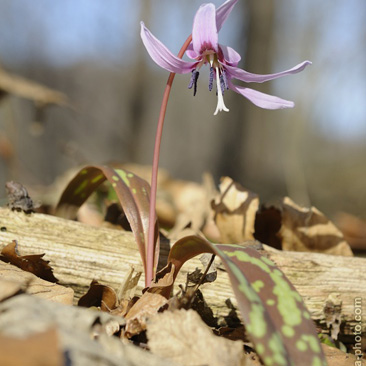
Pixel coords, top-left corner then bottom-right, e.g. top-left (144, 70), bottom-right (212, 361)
top-left (216, 0), bottom-right (276, 190)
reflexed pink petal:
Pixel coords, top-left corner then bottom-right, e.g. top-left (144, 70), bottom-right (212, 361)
top-left (216, 0), bottom-right (239, 31)
top-left (225, 61), bottom-right (312, 83)
top-left (192, 4), bottom-right (218, 54)
top-left (140, 22), bottom-right (195, 74)
top-left (220, 45), bottom-right (241, 66)
top-left (186, 43), bottom-right (199, 60)
top-left (229, 81), bottom-right (295, 109)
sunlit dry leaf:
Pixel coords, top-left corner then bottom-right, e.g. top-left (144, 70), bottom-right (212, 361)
top-left (0, 241), bottom-right (58, 282)
top-left (335, 212), bottom-right (366, 251)
top-left (78, 280), bottom-right (118, 312)
top-left (168, 173), bottom-right (217, 239)
top-left (279, 197), bottom-right (353, 256)
top-left (0, 277), bottom-right (23, 302)
top-left (0, 66), bottom-right (68, 107)
top-left (0, 261), bottom-right (73, 304)
top-left (0, 328), bottom-right (63, 366)
top-left (212, 177), bottom-right (259, 243)
top-left (322, 344), bottom-right (358, 366)
top-left (147, 309), bottom-right (246, 366)
top-left (124, 264), bottom-right (174, 337)
top-left (124, 291), bottom-right (168, 337)
top-left (117, 266), bottom-right (142, 301)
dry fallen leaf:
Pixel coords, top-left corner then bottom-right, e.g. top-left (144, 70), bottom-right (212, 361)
top-left (123, 263), bottom-right (176, 337)
top-left (0, 65), bottom-right (68, 107)
top-left (147, 309), bottom-right (247, 366)
top-left (0, 328), bottom-right (63, 366)
top-left (78, 279), bottom-right (118, 311)
top-left (0, 261), bottom-right (73, 304)
top-left (124, 291), bottom-right (168, 337)
top-left (212, 177), bottom-right (259, 243)
top-left (0, 241), bottom-right (59, 282)
top-left (335, 212), bottom-right (366, 251)
top-left (322, 344), bottom-right (358, 366)
top-left (0, 277), bottom-right (23, 302)
top-left (279, 197), bottom-right (353, 256)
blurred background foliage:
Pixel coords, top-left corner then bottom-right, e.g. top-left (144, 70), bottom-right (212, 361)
top-left (0, 0), bottom-right (365, 218)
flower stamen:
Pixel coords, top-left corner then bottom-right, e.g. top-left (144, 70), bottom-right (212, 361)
top-left (209, 67), bottom-right (214, 91)
top-left (188, 69), bottom-right (200, 96)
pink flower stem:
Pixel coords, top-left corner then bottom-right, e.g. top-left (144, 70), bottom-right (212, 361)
top-left (146, 34), bottom-right (193, 287)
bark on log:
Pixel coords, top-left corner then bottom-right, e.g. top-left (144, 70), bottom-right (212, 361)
top-left (0, 207), bottom-right (364, 342)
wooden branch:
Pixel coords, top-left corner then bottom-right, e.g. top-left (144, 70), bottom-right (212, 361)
top-left (0, 207), bottom-right (364, 341)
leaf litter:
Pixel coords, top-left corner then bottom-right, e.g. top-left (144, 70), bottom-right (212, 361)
top-left (0, 170), bottom-right (360, 366)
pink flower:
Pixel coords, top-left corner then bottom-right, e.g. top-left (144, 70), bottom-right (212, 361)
top-left (141, 0), bottom-right (311, 115)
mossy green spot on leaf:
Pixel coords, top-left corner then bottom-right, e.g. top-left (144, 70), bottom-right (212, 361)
top-left (91, 174), bottom-right (104, 184)
top-left (272, 269), bottom-right (283, 277)
top-left (80, 169), bottom-right (88, 175)
top-left (256, 343), bottom-right (265, 355)
top-left (115, 169), bottom-right (131, 187)
top-left (112, 175), bottom-right (119, 181)
top-left (281, 325), bottom-right (295, 337)
top-left (266, 299), bottom-right (275, 306)
top-left (224, 250), bottom-right (271, 273)
top-left (132, 188), bottom-right (137, 194)
top-left (74, 179), bottom-right (89, 196)
top-left (261, 256), bottom-right (276, 267)
top-left (127, 173), bottom-right (134, 178)
top-left (302, 334), bottom-right (321, 353)
top-left (268, 334), bottom-right (288, 366)
top-left (296, 339), bottom-right (308, 351)
top-left (112, 182), bottom-right (117, 188)
top-left (252, 280), bottom-right (264, 293)
top-left (264, 356), bottom-right (274, 366)
top-left (312, 356), bottom-right (323, 366)
top-left (270, 270), bottom-right (302, 327)
top-left (247, 304), bottom-right (267, 338)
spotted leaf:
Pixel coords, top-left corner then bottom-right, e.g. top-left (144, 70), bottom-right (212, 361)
top-left (56, 165), bottom-right (159, 281)
top-left (157, 235), bottom-right (327, 366)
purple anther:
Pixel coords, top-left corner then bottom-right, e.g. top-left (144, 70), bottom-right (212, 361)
top-left (220, 74), bottom-right (225, 93)
top-left (188, 69), bottom-right (199, 96)
top-left (209, 67), bottom-right (214, 91)
top-left (221, 69), bottom-right (229, 90)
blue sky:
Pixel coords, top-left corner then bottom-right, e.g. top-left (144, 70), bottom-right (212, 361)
top-left (0, 0), bottom-right (364, 140)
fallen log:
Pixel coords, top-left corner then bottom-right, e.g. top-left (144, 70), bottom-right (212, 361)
top-left (0, 207), bottom-right (364, 343)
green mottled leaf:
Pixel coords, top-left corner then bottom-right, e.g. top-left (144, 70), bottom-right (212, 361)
top-left (56, 165), bottom-right (159, 281)
top-left (158, 235), bottom-right (327, 366)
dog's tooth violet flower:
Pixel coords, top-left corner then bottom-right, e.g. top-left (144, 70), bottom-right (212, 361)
top-left (141, 0), bottom-right (311, 115)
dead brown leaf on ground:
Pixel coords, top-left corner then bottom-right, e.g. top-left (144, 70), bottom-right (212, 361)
top-left (335, 212), bottom-right (366, 251)
top-left (0, 261), bottom-right (73, 304)
top-left (0, 328), bottom-right (63, 366)
top-left (0, 277), bottom-right (23, 302)
top-left (78, 279), bottom-right (119, 311)
top-left (322, 344), bottom-right (359, 366)
top-left (212, 176), bottom-right (259, 244)
top-left (0, 65), bottom-right (68, 107)
top-left (279, 197), bottom-right (353, 256)
top-left (0, 240), bottom-right (59, 282)
top-left (124, 291), bottom-right (168, 337)
top-left (147, 309), bottom-right (247, 366)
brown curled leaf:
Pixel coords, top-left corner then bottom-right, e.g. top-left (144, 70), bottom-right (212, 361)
top-left (0, 241), bottom-right (58, 283)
